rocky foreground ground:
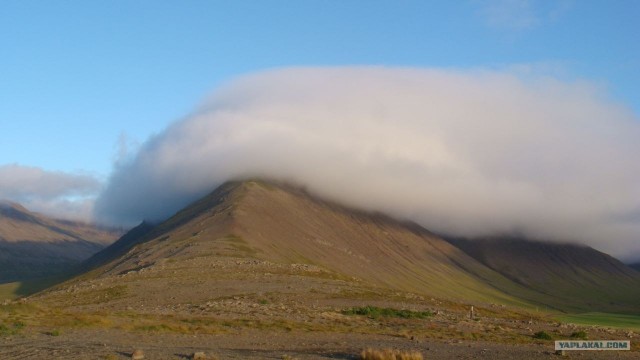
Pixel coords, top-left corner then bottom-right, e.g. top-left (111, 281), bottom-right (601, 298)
top-left (0, 326), bottom-right (637, 359)
top-left (1, 256), bottom-right (638, 359)
top-left (1, 281), bottom-right (637, 360)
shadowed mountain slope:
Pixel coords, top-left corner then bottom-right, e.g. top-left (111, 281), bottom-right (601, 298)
top-left (449, 237), bottom-right (640, 313)
top-left (0, 201), bottom-right (121, 283)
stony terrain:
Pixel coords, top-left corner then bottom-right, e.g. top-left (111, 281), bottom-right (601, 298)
top-left (2, 326), bottom-right (637, 359)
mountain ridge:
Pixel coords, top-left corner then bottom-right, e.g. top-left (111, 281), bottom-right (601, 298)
top-left (40, 179), bottom-right (640, 315)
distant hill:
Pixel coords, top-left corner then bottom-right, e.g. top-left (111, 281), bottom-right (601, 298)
top-left (39, 180), bottom-right (640, 315)
top-left (0, 201), bottom-right (122, 283)
top-left (630, 263), bottom-right (640, 272)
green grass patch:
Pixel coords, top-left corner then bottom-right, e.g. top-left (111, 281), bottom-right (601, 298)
top-left (180, 318), bottom-right (218, 326)
top-left (342, 306), bottom-right (433, 319)
top-left (0, 276), bottom-right (68, 301)
top-left (0, 321), bottom-right (25, 336)
top-left (0, 282), bottom-right (21, 301)
top-left (134, 324), bottom-right (174, 332)
top-left (47, 310), bottom-right (112, 328)
top-left (570, 330), bottom-right (588, 339)
top-left (1, 301), bottom-right (111, 330)
top-left (557, 312), bottom-right (640, 330)
top-left (0, 302), bottom-right (41, 316)
top-left (533, 331), bottom-right (553, 340)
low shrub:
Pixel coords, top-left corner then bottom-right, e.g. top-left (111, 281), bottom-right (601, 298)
top-left (533, 330), bottom-right (553, 340)
top-left (0, 321), bottom-right (25, 336)
top-left (343, 306), bottom-right (432, 319)
top-left (570, 330), bottom-right (588, 339)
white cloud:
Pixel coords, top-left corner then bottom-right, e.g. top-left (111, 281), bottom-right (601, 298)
top-left (0, 164), bottom-right (101, 221)
top-left (95, 67), bottom-right (640, 260)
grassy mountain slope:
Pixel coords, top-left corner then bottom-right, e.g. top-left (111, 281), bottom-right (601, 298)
top-left (229, 181), bottom-right (539, 305)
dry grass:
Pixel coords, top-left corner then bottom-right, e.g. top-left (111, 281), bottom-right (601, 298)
top-left (360, 348), bottom-right (423, 360)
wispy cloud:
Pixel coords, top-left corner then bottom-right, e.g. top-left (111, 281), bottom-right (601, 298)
top-left (95, 67), bottom-right (640, 260)
top-left (476, 0), bottom-right (572, 31)
top-left (0, 164), bottom-right (101, 221)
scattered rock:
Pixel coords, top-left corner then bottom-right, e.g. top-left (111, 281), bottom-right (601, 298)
top-left (554, 350), bottom-right (566, 356)
top-left (131, 349), bottom-right (144, 359)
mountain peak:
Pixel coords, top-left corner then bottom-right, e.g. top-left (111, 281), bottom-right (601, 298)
top-left (36, 179), bottom-right (640, 315)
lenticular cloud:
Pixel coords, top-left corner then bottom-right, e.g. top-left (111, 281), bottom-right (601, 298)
top-left (94, 67), bottom-right (640, 260)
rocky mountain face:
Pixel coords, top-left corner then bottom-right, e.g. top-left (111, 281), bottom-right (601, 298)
top-left (0, 201), bottom-right (122, 283)
top-left (40, 180), bottom-right (640, 314)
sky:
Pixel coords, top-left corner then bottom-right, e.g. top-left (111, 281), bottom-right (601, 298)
top-left (1, 1), bottom-right (640, 259)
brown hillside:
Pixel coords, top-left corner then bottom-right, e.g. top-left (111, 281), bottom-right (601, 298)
top-left (0, 201), bottom-right (122, 283)
top-left (0, 201), bottom-right (120, 244)
top-left (42, 181), bottom-right (545, 314)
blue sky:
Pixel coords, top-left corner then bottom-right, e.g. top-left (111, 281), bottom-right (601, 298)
top-left (1, 0), bottom-right (638, 177)
top-left (2, 1), bottom-right (640, 259)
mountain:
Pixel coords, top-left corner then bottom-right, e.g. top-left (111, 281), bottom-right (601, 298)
top-left (449, 237), bottom-right (640, 313)
top-left (0, 201), bottom-right (122, 284)
top-left (39, 180), bottom-right (640, 315)
top-left (76, 181), bottom-right (536, 303)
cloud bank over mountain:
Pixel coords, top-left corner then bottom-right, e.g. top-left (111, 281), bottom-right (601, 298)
top-left (94, 67), bottom-right (640, 260)
top-left (0, 164), bottom-right (101, 221)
